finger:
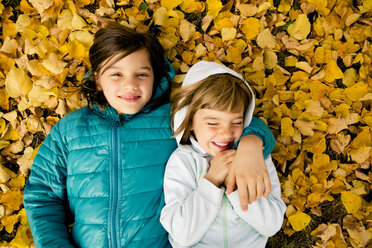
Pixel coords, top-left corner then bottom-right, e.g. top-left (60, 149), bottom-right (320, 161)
top-left (256, 178), bottom-right (264, 200)
top-left (247, 179), bottom-right (257, 204)
top-left (219, 149), bottom-right (236, 158)
top-left (237, 178), bottom-right (248, 211)
top-left (263, 172), bottom-right (271, 197)
top-left (225, 169), bottom-right (236, 194)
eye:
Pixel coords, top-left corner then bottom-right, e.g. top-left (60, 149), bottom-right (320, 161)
top-left (110, 73), bottom-right (121, 78)
top-left (207, 122), bottom-right (218, 126)
top-left (137, 73), bottom-right (149, 78)
top-left (233, 121), bottom-right (243, 125)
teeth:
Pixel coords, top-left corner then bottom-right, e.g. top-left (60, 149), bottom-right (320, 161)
top-left (214, 141), bottom-right (230, 146)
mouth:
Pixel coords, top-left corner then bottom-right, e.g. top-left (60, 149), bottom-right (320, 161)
top-left (211, 141), bottom-right (234, 150)
top-left (119, 95), bottom-right (141, 103)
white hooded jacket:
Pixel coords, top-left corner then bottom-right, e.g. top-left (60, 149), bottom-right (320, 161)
top-left (160, 61), bottom-right (286, 248)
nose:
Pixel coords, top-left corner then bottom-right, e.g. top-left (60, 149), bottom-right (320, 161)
top-left (121, 76), bottom-right (138, 90)
top-left (219, 124), bottom-right (233, 137)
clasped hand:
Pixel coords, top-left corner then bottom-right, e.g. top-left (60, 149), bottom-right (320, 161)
top-left (205, 145), bottom-right (271, 211)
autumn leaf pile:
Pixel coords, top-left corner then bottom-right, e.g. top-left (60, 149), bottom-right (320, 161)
top-left (0, 0), bottom-right (371, 247)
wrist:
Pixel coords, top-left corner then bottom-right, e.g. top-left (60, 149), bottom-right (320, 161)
top-left (238, 135), bottom-right (263, 151)
top-left (205, 174), bottom-right (222, 188)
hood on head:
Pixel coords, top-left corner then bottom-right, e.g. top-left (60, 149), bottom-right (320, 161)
top-left (174, 61), bottom-right (256, 145)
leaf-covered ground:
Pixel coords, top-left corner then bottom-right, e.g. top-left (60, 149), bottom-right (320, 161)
top-left (0, 0), bottom-right (371, 247)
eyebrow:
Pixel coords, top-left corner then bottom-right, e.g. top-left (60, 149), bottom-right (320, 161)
top-left (107, 66), bottom-right (152, 71)
top-left (203, 116), bottom-right (244, 120)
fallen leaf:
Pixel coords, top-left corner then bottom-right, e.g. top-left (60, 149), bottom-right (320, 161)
top-left (288, 211), bottom-right (312, 231)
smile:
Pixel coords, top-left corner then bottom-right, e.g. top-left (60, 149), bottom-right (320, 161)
top-left (119, 95), bottom-right (141, 103)
top-left (211, 141), bottom-right (234, 150)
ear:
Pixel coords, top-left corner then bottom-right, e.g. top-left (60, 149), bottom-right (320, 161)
top-left (95, 73), bottom-right (103, 91)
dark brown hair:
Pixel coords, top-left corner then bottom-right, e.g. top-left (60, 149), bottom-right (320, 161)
top-left (81, 22), bottom-right (171, 109)
top-left (171, 73), bottom-right (252, 144)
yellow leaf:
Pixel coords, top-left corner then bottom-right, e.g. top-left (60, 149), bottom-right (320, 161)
top-left (241, 17), bottom-right (260, 40)
top-left (306, 0), bottom-right (330, 16)
top-left (295, 61), bottom-right (312, 74)
top-left (10, 225), bottom-right (33, 248)
top-left (349, 146), bottom-right (371, 164)
top-left (306, 192), bottom-right (322, 208)
top-left (0, 54), bottom-right (15, 73)
top-left (0, 188), bottom-right (23, 210)
top-left (327, 118), bottom-right (348, 134)
top-left (226, 46), bottom-right (242, 64)
top-left (281, 117), bottom-right (294, 137)
top-left (257, 2), bottom-right (272, 13)
top-left (158, 33), bottom-right (178, 50)
top-left (0, 163), bottom-right (11, 183)
top-left (287, 14), bottom-right (311, 40)
top-left (294, 120), bottom-right (315, 136)
top-left (1, 214), bottom-right (18, 233)
top-left (57, 9), bottom-right (73, 30)
top-left (181, 51), bottom-right (194, 65)
top-left (358, 0), bottom-right (372, 13)
top-left (226, 39), bottom-right (246, 64)
top-left (180, 0), bottom-right (205, 13)
top-left (312, 153), bottom-right (331, 173)
top-left (179, 19), bottom-right (196, 42)
top-left (42, 53), bottom-right (67, 74)
top-left (8, 174), bottom-right (25, 190)
top-left (345, 13), bottom-right (360, 27)
top-left (20, 0), bottom-right (37, 14)
top-left (350, 126), bottom-right (371, 148)
top-left (344, 82), bottom-right (368, 102)
top-left (206, 0), bottom-right (223, 17)
top-left (28, 0), bottom-right (52, 14)
top-left (278, 0), bottom-right (291, 14)
top-left (161, 0), bottom-right (181, 10)
top-left (221, 27), bottom-right (237, 41)
top-left (153, 7), bottom-right (168, 26)
top-left (26, 115), bottom-right (44, 133)
top-left (288, 211), bottom-right (312, 231)
top-left (237, 4), bottom-right (257, 17)
top-left (2, 23), bottom-right (17, 38)
top-left (305, 100), bottom-right (324, 118)
top-left (324, 60), bottom-right (344, 83)
top-left (264, 50), bottom-right (277, 70)
top-left (69, 30), bottom-right (94, 47)
top-left (68, 39), bottom-right (86, 60)
top-left (5, 66), bottom-right (32, 98)
top-left (256, 28), bottom-right (277, 49)
top-left (71, 12), bottom-right (87, 30)
top-left (351, 180), bottom-right (367, 196)
top-left (341, 191), bottom-right (362, 215)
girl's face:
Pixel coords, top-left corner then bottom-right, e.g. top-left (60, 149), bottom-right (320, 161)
top-left (96, 49), bottom-right (154, 115)
top-left (191, 109), bottom-right (244, 156)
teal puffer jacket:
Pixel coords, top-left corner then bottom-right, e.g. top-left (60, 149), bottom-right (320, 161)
top-left (24, 67), bottom-right (275, 248)
top-left (24, 102), bottom-right (177, 247)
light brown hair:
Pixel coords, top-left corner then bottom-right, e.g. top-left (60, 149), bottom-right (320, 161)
top-left (171, 73), bottom-right (252, 144)
top-left (81, 22), bottom-right (171, 109)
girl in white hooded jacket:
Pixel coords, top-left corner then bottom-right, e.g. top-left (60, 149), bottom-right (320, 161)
top-left (160, 61), bottom-right (286, 248)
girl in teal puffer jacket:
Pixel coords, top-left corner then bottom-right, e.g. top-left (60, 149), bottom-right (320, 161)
top-left (23, 23), bottom-right (275, 248)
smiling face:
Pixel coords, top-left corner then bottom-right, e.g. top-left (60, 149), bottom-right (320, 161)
top-left (96, 48), bottom-right (154, 115)
top-left (192, 108), bottom-right (244, 156)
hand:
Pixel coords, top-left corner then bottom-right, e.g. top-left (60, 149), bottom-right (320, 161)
top-left (205, 149), bottom-right (236, 188)
top-left (225, 135), bottom-right (271, 211)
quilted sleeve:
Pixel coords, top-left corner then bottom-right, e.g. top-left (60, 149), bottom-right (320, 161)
top-left (23, 121), bottom-right (75, 248)
top-left (237, 116), bottom-right (275, 158)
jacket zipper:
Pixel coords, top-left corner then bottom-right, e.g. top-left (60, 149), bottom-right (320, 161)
top-left (110, 124), bottom-right (120, 248)
top-left (222, 196), bottom-right (229, 248)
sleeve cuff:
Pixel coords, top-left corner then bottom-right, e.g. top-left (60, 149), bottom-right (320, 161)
top-left (198, 178), bottom-right (224, 207)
